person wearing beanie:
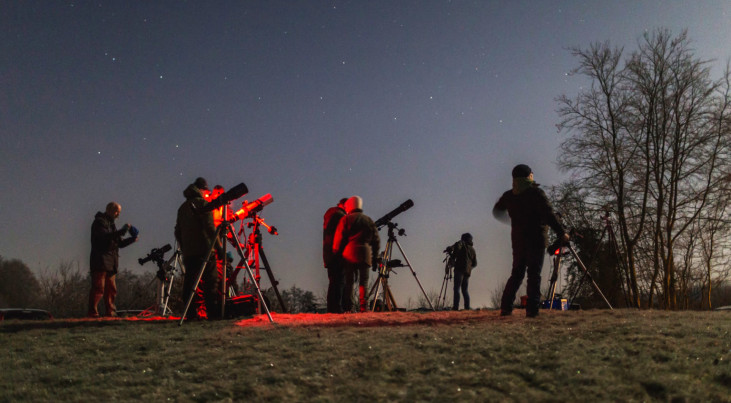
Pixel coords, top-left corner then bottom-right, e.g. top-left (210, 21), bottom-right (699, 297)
top-left (323, 198), bottom-right (348, 313)
top-left (492, 164), bottom-right (568, 317)
top-left (175, 177), bottom-right (224, 320)
top-left (448, 232), bottom-right (477, 310)
top-left (333, 196), bottom-right (380, 313)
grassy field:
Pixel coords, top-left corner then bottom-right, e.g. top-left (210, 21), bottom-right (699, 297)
top-left (1, 309), bottom-right (729, 402)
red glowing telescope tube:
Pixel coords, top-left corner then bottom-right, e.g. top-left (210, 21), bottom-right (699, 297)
top-left (232, 194), bottom-right (273, 221)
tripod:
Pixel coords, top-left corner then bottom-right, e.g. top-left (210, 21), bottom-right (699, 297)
top-left (436, 251), bottom-right (453, 310)
top-left (239, 213), bottom-right (287, 313)
top-left (560, 239), bottom-right (614, 310)
top-left (368, 222), bottom-right (435, 312)
top-left (140, 247), bottom-right (183, 317)
top-left (545, 248), bottom-right (566, 310)
top-left (179, 205), bottom-right (274, 325)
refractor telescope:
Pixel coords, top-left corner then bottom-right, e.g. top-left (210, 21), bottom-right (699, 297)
top-left (138, 244), bottom-right (172, 265)
top-left (375, 199), bottom-right (414, 228)
top-left (196, 183), bottom-right (249, 213)
top-left (231, 194), bottom-right (273, 221)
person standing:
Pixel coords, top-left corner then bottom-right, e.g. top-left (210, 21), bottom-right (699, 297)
top-left (323, 198), bottom-right (348, 313)
top-left (493, 164), bottom-right (568, 318)
top-left (175, 177), bottom-right (224, 320)
top-left (88, 202), bottom-right (138, 317)
top-left (333, 196), bottom-right (380, 313)
top-left (450, 233), bottom-right (477, 310)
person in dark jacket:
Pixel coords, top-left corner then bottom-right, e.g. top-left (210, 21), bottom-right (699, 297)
top-left (333, 196), bottom-right (380, 313)
top-left (493, 164), bottom-right (568, 317)
top-left (449, 233), bottom-right (477, 310)
top-left (323, 198), bottom-right (348, 313)
top-left (175, 177), bottom-right (224, 320)
top-left (88, 202), bottom-right (138, 317)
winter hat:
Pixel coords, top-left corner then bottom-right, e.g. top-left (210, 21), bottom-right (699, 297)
top-left (461, 233), bottom-right (473, 243)
top-left (345, 196), bottom-right (363, 213)
top-left (511, 164), bottom-right (532, 178)
top-left (194, 177), bottom-right (209, 191)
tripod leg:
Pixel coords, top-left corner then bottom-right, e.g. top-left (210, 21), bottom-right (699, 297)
top-left (567, 245), bottom-right (613, 309)
top-left (227, 224), bottom-right (274, 322)
top-left (368, 277), bottom-right (381, 312)
top-left (393, 239), bottom-right (435, 311)
top-left (179, 227), bottom-right (222, 325)
top-left (257, 246), bottom-right (288, 313)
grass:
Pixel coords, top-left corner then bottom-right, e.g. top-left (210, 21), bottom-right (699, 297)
top-left (1, 309), bottom-right (729, 402)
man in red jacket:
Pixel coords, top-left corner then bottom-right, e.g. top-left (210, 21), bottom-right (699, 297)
top-left (333, 196), bottom-right (380, 313)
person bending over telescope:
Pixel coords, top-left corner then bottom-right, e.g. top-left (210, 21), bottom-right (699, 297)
top-left (333, 196), bottom-right (380, 313)
top-left (175, 177), bottom-right (224, 320)
top-left (492, 164), bottom-right (568, 318)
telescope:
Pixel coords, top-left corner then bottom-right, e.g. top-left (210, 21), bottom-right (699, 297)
top-left (375, 199), bottom-right (414, 228)
top-left (139, 244), bottom-right (172, 265)
top-left (231, 194), bottom-right (273, 221)
top-left (196, 183), bottom-right (249, 213)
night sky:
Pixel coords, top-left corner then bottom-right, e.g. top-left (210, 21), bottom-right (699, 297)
top-left (2, 1), bottom-right (730, 308)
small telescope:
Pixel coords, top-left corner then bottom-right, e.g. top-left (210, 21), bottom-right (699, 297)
top-left (139, 244), bottom-right (172, 265)
top-left (232, 194), bottom-right (273, 221)
top-left (375, 199), bottom-right (414, 228)
top-left (196, 183), bottom-right (249, 213)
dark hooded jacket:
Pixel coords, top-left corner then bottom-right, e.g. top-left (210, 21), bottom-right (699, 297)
top-left (492, 182), bottom-right (565, 249)
top-left (333, 209), bottom-right (380, 266)
top-left (90, 212), bottom-right (135, 273)
top-left (175, 184), bottom-right (220, 258)
top-left (451, 236), bottom-right (477, 276)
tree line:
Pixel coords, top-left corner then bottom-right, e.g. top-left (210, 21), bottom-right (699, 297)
top-left (0, 256), bottom-right (322, 318)
top-left (552, 28), bottom-right (730, 309)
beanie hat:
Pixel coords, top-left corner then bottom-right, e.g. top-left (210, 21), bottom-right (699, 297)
top-left (194, 177), bottom-right (209, 191)
top-left (461, 233), bottom-right (473, 243)
top-left (345, 196), bottom-right (363, 213)
top-left (511, 164), bottom-right (532, 178)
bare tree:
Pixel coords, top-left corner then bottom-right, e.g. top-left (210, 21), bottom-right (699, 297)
top-left (557, 28), bottom-right (731, 310)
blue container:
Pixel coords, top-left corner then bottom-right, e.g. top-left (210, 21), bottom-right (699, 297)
top-left (542, 298), bottom-right (568, 310)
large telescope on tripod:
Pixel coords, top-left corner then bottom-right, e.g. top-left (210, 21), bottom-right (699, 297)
top-left (375, 199), bottom-right (414, 228)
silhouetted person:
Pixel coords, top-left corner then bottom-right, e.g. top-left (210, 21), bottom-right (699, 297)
top-left (88, 202), bottom-right (138, 317)
top-left (493, 164), bottom-right (568, 317)
top-left (333, 196), bottom-right (380, 313)
top-left (175, 177), bottom-right (224, 320)
top-left (450, 232), bottom-right (477, 310)
top-left (323, 198), bottom-right (348, 313)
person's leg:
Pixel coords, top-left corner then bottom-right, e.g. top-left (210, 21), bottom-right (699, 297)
top-left (452, 271), bottom-right (463, 310)
top-left (103, 273), bottom-right (117, 317)
top-left (357, 263), bottom-right (369, 312)
top-left (525, 246), bottom-right (546, 317)
top-left (182, 257), bottom-right (204, 319)
top-left (88, 271), bottom-right (105, 317)
top-left (341, 262), bottom-right (355, 312)
top-left (500, 250), bottom-right (528, 315)
top-left (202, 259), bottom-right (222, 319)
top-left (461, 274), bottom-right (470, 310)
top-left (326, 265), bottom-right (340, 313)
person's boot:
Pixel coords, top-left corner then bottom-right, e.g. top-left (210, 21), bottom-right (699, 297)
top-left (358, 286), bottom-right (367, 312)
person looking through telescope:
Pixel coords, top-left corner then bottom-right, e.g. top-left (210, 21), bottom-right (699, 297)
top-left (448, 233), bottom-right (477, 311)
top-left (493, 164), bottom-right (568, 318)
top-left (323, 198), bottom-right (348, 313)
top-left (333, 196), bottom-right (380, 313)
top-left (175, 177), bottom-right (224, 320)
